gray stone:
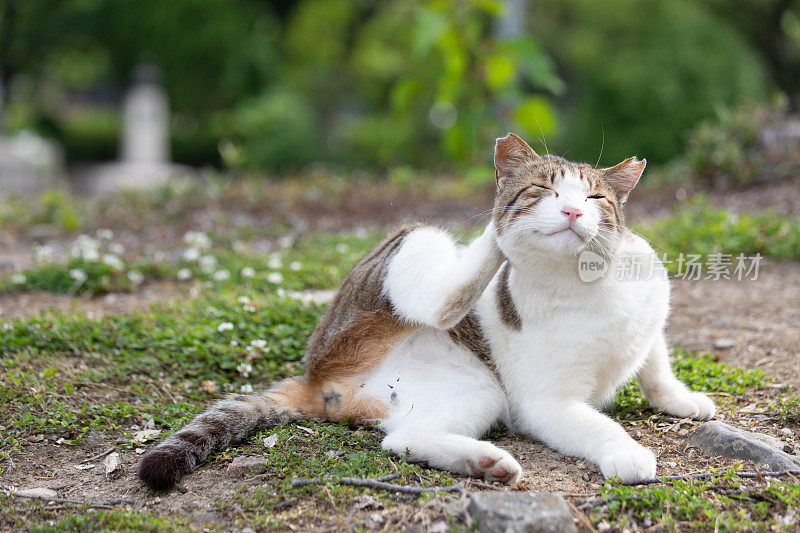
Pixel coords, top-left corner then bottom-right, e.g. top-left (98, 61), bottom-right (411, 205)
top-left (0, 132), bottom-right (64, 194)
top-left (225, 455), bottom-right (268, 477)
top-left (712, 339), bottom-right (736, 350)
top-left (468, 491), bottom-right (577, 533)
top-left (688, 421), bottom-right (800, 470)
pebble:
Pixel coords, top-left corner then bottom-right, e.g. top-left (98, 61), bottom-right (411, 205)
top-left (14, 488), bottom-right (58, 500)
top-left (468, 491), bottom-right (578, 533)
top-left (713, 339), bottom-right (736, 350)
top-left (225, 455), bottom-right (269, 477)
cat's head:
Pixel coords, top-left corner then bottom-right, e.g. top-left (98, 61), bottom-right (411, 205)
top-left (491, 133), bottom-right (645, 260)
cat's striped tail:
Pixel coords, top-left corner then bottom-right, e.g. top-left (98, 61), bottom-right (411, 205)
top-left (138, 377), bottom-right (313, 491)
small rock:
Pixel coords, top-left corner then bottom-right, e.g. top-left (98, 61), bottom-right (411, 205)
top-left (135, 447), bottom-right (146, 454)
top-left (15, 488), bottom-right (58, 500)
top-left (226, 455), bottom-right (268, 477)
top-left (688, 421), bottom-right (800, 470)
top-left (781, 428), bottom-right (793, 436)
top-left (263, 434), bottom-right (278, 448)
top-left (468, 491), bottom-right (578, 533)
top-left (325, 450), bottom-right (345, 458)
top-left (104, 452), bottom-right (121, 477)
top-left (713, 339), bottom-right (736, 350)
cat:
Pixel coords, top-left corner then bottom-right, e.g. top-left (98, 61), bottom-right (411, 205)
top-left (138, 132), bottom-right (715, 491)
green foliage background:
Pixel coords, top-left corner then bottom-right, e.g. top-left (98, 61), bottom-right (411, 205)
top-left (1, 0), bottom-right (797, 170)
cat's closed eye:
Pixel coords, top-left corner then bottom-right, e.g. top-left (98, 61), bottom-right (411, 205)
top-left (587, 194), bottom-right (606, 200)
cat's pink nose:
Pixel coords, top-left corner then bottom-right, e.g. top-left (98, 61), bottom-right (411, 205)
top-left (561, 206), bottom-right (583, 224)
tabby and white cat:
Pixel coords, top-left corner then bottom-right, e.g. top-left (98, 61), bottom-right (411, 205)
top-left (139, 133), bottom-right (715, 491)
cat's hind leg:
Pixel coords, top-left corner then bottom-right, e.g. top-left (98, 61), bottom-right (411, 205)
top-left (636, 334), bottom-right (716, 420)
top-left (382, 429), bottom-right (521, 484)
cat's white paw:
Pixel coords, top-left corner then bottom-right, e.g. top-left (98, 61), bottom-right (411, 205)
top-left (599, 445), bottom-right (656, 482)
top-left (467, 448), bottom-right (522, 485)
top-left (653, 391), bottom-right (716, 420)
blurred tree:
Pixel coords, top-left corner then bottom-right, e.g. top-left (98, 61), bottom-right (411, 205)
top-left (705, 0), bottom-right (800, 108)
top-left (529, 0), bottom-right (770, 165)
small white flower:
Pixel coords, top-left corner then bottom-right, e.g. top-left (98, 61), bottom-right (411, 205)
top-left (237, 362), bottom-right (253, 377)
top-left (109, 242), bottom-right (125, 255)
top-left (335, 243), bottom-right (349, 254)
top-left (184, 231), bottom-right (212, 251)
top-left (240, 384), bottom-right (253, 393)
top-left (217, 322), bottom-right (234, 332)
top-left (182, 247), bottom-right (201, 262)
top-left (289, 261), bottom-right (302, 272)
top-left (278, 235), bottom-right (294, 248)
top-left (10, 272), bottom-right (26, 285)
top-left (230, 340), bottom-right (239, 347)
top-left (2, 323), bottom-right (12, 331)
top-left (267, 254), bottom-right (282, 269)
top-left (276, 288), bottom-right (286, 298)
top-left (97, 228), bottom-right (114, 240)
top-left (177, 268), bottom-right (193, 281)
top-left (267, 272), bottom-right (283, 284)
top-left (240, 266), bottom-right (256, 278)
top-left (69, 269), bottom-right (87, 282)
top-left (212, 269), bottom-right (230, 281)
top-left (237, 295), bottom-right (251, 304)
top-left (83, 248), bottom-right (100, 262)
top-left (243, 303), bottom-right (256, 312)
top-left (102, 254), bottom-right (124, 271)
top-left (249, 339), bottom-right (268, 352)
top-left (199, 255), bottom-right (217, 274)
top-left (33, 244), bottom-right (54, 264)
top-left (127, 270), bottom-right (144, 285)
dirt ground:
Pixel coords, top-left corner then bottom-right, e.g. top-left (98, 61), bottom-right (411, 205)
top-left (3, 180), bottom-right (800, 530)
top-left (4, 262), bottom-right (799, 530)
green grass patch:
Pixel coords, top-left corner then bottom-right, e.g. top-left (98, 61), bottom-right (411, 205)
top-left (594, 469), bottom-right (800, 530)
top-left (638, 195), bottom-right (800, 272)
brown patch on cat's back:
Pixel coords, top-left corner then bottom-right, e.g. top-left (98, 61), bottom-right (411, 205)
top-left (448, 311), bottom-right (502, 385)
top-left (300, 225), bottom-right (427, 420)
top-left (496, 262), bottom-right (522, 330)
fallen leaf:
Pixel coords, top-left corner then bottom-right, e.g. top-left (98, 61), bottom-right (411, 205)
top-left (73, 464), bottom-right (95, 470)
top-left (296, 425), bottom-right (316, 436)
top-left (133, 429), bottom-right (161, 444)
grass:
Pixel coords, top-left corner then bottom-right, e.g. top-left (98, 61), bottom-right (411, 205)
top-left (3, 185), bottom-right (800, 530)
top-left (595, 469), bottom-right (800, 531)
top-left (637, 195), bottom-right (800, 272)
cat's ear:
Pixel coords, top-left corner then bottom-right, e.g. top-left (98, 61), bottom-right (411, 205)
top-left (602, 156), bottom-right (646, 204)
top-left (494, 133), bottom-right (539, 188)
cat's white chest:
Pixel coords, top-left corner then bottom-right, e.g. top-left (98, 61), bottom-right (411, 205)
top-left (481, 275), bottom-right (665, 408)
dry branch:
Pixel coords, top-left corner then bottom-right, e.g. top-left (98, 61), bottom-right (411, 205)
top-left (290, 474), bottom-right (464, 495)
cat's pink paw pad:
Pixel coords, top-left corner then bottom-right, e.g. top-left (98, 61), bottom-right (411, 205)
top-left (468, 452), bottom-right (522, 484)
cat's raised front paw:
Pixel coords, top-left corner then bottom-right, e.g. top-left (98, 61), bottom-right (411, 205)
top-left (599, 445), bottom-right (656, 482)
top-left (653, 391), bottom-right (716, 420)
top-left (467, 449), bottom-right (522, 485)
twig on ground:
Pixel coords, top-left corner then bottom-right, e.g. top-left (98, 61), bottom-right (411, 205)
top-left (375, 472), bottom-right (403, 482)
top-left (462, 479), bottom-right (503, 491)
top-left (13, 493), bottom-right (136, 508)
top-left (290, 475), bottom-right (464, 495)
top-left (576, 469), bottom-right (800, 511)
top-left (622, 469), bottom-right (800, 486)
top-left (565, 498), bottom-right (598, 533)
top-left (80, 447), bottom-right (116, 464)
